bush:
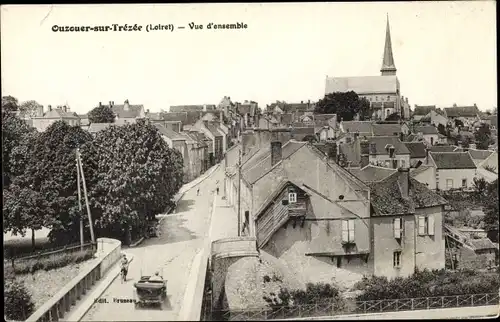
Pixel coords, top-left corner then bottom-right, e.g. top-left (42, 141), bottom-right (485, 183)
top-left (8, 249), bottom-right (94, 275)
top-left (356, 269), bottom-right (499, 301)
top-left (4, 279), bottom-right (35, 320)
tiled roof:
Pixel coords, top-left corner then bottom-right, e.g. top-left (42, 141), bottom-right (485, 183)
top-left (279, 113), bottom-right (293, 125)
top-left (349, 165), bottom-right (397, 183)
top-left (242, 140), bottom-right (306, 184)
top-left (41, 108), bottom-right (80, 119)
top-left (206, 122), bottom-right (223, 137)
top-left (169, 105), bottom-right (216, 113)
top-left (372, 123), bottom-right (404, 136)
top-left (414, 125), bottom-right (439, 135)
top-left (88, 122), bottom-right (114, 133)
top-left (444, 106), bottom-right (479, 118)
top-left (369, 171), bottom-right (448, 216)
top-left (161, 112), bottom-right (188, 122)
top-left (414, 105), bottom-right (436, 116)
top-left (410, 165), bottom-right (433, 177)
top-left (291, 127), bottom-right (315, 140)
top-left (111, 104), bottom-right (144, 119)
top-left (366, 136), bottom-right (410, 155)
top-left (341, 121), bottom-right (373, 134)
top-left (313, 114), bottom-right (336, 123)
top-left (325, 75), bottom-right (399, 95)
top-left (469, 238), bottom-right (497, 251)
top-left (146, 112), bottom-right (162, 120)
top-left (430, 145), bottom-right (456, 152)
top-left (430, 152), bottom-right (476, 169)
top-left (187, 131), bottom-right (209, 145)
top-left (404, 142), bottom-right (427, 158)
top-left (468, 149), bottom-right (493, 161)
top-left (154, 123), bottom-right (184, 140)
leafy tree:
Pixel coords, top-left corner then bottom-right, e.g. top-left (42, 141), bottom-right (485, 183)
top-left (3, 182), bottom-right (53, 250)
top-left (4, 280), bottom-right (35, 321)
top-left (89, 120), bottom-right (183, 244)
top-left (88, 105), bottom-right (115, 123)
top-left (314, 91), bottom-right (371, 122)
top-left (385, 112), bottom-right (400, 121)
top-left (483, 180), bottom-right (499, 241)
top-left (454, 119), bottom-right (464, 128)
top-left (2, 97), bottom-right (38, 188)
top-left (473, 177), bottom-right (488, 197)
top-left (474, 123), bottom-right (492, 150)
top-left (19, 121), bottom-right (97, 245)
top-left (437, 123), bottom-right (446, 136)
top-left (19, 100), bottom-right (43, 118)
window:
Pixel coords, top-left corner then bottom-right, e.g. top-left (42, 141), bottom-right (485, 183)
top-left (400, 159), bottom-right (406, 168)
top-left (462, 179), bottom-right (467, 188)
top-left (393, 251), bottom-right (402, 268)
top-left (418, 216), bottom-right (426, 235)
top-left (394, 218), bottom-right (403, 239)
top-left (428, 215), bottom-right (435, 236)
top-left (288, 192), bottom-right (297, 203)
top-left (342, 219), bottom-right (355, 243)
top-left (446, 179), bottom-right (453, 189)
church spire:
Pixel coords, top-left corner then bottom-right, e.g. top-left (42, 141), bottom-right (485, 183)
top-left (381, 14), bottom-right (397, 76)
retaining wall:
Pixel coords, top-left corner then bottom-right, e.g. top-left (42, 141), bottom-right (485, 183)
top-left (26, 238), bottom-right (121, 322)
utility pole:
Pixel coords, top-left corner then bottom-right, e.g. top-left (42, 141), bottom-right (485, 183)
top-left (76, 150), bottom-right (84, 250)
top-left (77, 148), bottom-right (96, 244)
top-left (237, 147), bottom-right (242, 237)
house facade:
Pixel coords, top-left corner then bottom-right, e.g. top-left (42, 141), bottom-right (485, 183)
top-left (413, 125), bottom-right (439, 146)
top-left (31, 105), bottom-right (81, 132)
top-left (427, 152), bottom-right (478, 190)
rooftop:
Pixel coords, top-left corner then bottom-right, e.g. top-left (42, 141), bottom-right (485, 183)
top-left (325, 75), bottom-right (399, 95)
top-left (404, 142), bottom-right (427, 158)
top-left (413, 105), bottom-right (436, 116)
top-left (430, 152), bottom-right (477, 169)
top-left (154, 123), bottom-right (184, 140)
top-left (111, 102), bottom-right (144, 119)
top-left (348, 165), bottom-right (397, 183)
top-left (414, 125), bottom-right (439, 135)
top-left (370, 170), bottom-right (448, 216)
top-left (444, 106), bottom-right (480, 118)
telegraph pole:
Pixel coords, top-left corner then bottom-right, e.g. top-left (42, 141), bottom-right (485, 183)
top-left (237, 147), bottom-right (242, 237)
top-left (76, 151), bottom-right (84, 250)
top-left (77, 148), bottom-right (96, 244)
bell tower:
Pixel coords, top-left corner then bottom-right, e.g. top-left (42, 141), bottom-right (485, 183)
top-left (380, 14), bottom-right (397, 76)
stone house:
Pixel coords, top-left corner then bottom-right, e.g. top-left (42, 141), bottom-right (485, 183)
top-left (177, 131), bottom-right (207, 180)
top-left (428, 110), bottom-right (449, 128)
top-left (108, 100), bottom-right (146, 124)
top-left (413, 125), bottom-right (439, 146)
top-left (154, 123), bottom-right (193, 182)
top-left (339, 136), bottom-right (411, 169)
top-left (186, 131), bottom-right (210, 174)
top-left (425, 152), bottom-right (478, 191)
top-left (369, 168), bottom-right (448, 278)
top-left (31, 105), bottom-right (81, 132)
top-left (444, 105), bottom-right (481, 127)
top-left (412, 105), bottom-right (436, 121)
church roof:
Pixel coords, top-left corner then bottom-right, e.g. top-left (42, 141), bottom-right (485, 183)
top-left (325, 76), bottom-right (399, 95)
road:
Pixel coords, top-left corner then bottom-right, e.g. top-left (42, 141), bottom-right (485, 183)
top-left (81, 166), bottom-right (225, 321)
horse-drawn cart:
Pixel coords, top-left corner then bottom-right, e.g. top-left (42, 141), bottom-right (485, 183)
top-left (133, 274), bottom-right (167, 309)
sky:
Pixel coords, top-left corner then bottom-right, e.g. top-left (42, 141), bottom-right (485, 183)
top-left (1, 2), bottom-right (497, 115)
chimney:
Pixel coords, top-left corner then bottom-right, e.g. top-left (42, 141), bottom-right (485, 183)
top-left (425, 148), bottom-right (430, 164)
top-left (48, 105), bottom-right (52, 112)
top-left (99, 102), bottom-right (102, 107)
top-left (453, 103), bottom-right (457, 107)
top-left (326, 141), bottom-right (337, 163)
top-left (147, 109), bottom-right (150, 114)
top-left (360, 140), bottom-right (370, 168)
top-left (399, 132), bottom-right (404, 141)
top-left (271, 141), bottom-right (282, 166)
top-left (369, 142), bottom-right (377, 155)
top-left (124, 100), bottom-right (130, 111)
top-left (63, 105), bottom-right (67, 112)
top-left (406, 97), bottom-right (409, 103)
top-left (389, 146), bottom-right (395, 159)
top-left (398, 167), bottom-right (410, 199)
top-left (112, 101), bottom-right (114, 105)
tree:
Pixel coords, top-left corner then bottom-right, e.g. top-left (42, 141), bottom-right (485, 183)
top-left (314, 91), bottom-right (371, 122)
top-left (4, 280), bottom-right (35, 321)
top-left (19, 120), bottom-right (97, 245)
top-left (2, 97), bottom-right (38, 188)
top-left (437, 123), bottom-right (446, 136)
top-left (88, 119), bottom-right (183, 244)
top-left (474, 123), bottom-right (492, 150)
top-left (454, 119), bottom-right (464, 128)
top-left (19, 100), bottom-right (42, 118)
top-left (473, 177), bottom-right (488, 197)
top-left (3, 182), bottom-right (53, 250)
top-left (88, 105), bottom-right (115, 123)
top-left (483, 180), bottom-right (499, 242)
top-left (385, 112), bottom-right (401, 121)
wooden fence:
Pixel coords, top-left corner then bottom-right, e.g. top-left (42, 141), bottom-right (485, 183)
top-left (205, 293), bottom-right (500, 321)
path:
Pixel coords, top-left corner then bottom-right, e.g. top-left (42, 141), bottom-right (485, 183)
top-left (81, 166), bottom-right (224, 321)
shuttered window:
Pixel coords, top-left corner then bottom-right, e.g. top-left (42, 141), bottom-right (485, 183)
top-left (418, 216), bottom-right (426, 235)
top-left (427, 215), bottom-right (435, 236)
top-left (394, 218), bottom-right (403, 239)
top-left (342, 219), bottom-right (355, 243)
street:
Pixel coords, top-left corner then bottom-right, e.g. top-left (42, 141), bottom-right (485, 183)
top-left (81, 166), bottom-right (225, 321)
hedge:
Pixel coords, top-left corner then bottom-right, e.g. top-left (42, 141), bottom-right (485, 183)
top-left (4, 280), bottom-right (35, 321)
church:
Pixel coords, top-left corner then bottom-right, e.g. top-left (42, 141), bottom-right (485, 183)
top-left (325, 16), bottom-right (411, 120)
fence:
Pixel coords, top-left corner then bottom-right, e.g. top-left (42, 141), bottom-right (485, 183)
top-left (5, 242), bottom-right (96, 270)
top-left (205, 293), bottom-right (500, 321)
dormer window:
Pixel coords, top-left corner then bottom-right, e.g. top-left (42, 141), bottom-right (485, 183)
top-left (288, 191), bottom-right (297, 203)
